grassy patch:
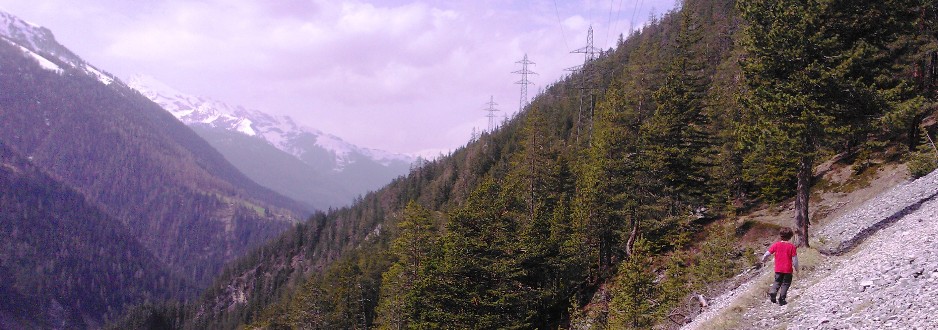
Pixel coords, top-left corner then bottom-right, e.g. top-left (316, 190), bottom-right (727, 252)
top-left (694, 270), bottom-right (774, 330)
top-left (832, 164), bottom-right (878, 194)
top-left (797, 247), bottom-right (822, 272)
top-left (693, 247), bottom-right (822, 329)
top-left (736, 220), bottom-right (783, 246)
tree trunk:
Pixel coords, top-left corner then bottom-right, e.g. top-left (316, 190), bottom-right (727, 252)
top-left (625, 214), bottom-right (639, 258)
top-left (794, 155), bottom-right (812, 247)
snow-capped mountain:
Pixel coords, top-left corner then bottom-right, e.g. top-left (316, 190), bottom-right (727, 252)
top-left (0, 9), bottom-right (115, 85)
top-left (127, 74), bottom-right (415, 172)
top-left (1, 7), bottom-right (411, 209)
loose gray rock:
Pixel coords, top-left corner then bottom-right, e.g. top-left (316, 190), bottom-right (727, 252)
top-left (683, 169), bottom-right (938, 330)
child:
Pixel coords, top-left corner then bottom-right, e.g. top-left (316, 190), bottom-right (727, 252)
top-left (761, 227), bottom-right (799, 305)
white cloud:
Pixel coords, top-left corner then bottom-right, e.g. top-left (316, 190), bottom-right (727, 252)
top-left (0, 0), bottom-right (678, 153)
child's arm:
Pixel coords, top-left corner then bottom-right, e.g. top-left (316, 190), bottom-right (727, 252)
top-left (760, 251), bottom-right (772, 264)
top-left (792, 256), bottom-right (799, 273)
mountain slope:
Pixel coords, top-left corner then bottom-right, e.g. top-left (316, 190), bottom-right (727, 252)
top-left (0, 141), bottom-right (193, 329)
top-left (116, 0), bottom-right (935, 328)
top-left (0, 10), bottom-right (304, 288)
top-left (684, 169), bottom-right (938, 329)
top-left (187, 125), bottom-right (352, 210)
top-left (127, 75), bottom-right (413, 209)
top-left (121, 1), bottom-right (738, 327)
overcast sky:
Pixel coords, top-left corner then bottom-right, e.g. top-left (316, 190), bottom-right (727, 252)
top-left (0, 0), bottom-right (677, 156)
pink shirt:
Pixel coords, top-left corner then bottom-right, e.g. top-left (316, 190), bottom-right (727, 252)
top-left (768, 241), bottom-right (797, 273)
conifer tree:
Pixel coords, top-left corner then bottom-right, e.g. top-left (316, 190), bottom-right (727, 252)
top-left (575, 78), bottom-right (646, 278)
top-left (644, 8), bottom-right (713, 216)
top-left (509, 108), bottom-right (582, 327)
top-left (430, 179), bottom-right (533, 329)
top-left (739, 0), bottom-right (921, 246)
top-left (375, 201), bottom-right (438, 329)
top-left (607, 239), bottom-right (660, 329)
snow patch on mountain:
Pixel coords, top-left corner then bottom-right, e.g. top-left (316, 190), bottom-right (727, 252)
top-left (0, 9), bottom-right (43, 49)
top-left (85, 64), bottom-right (113, 85)
top-left (0, 9), bottom-right (116, 85)
top-left (235, 118), bottom-right (256, 136)
top-left (127, 74), bottom-right (415, 171)
top-left (5, 39), bottom-right (62, 73)
top-left (1, 8), bottom-right (413, 173)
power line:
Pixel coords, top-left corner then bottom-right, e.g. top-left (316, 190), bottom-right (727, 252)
top-left (609, 0), bottom-right (627, 46)
top-left (604, 0), bottom-right (616, 48)
top-left (552, 0), bottom-right (570, 50)
top-left (629, 0), bottom-right (645, 35)
top-left (513, 54), bottom-right (537, 113)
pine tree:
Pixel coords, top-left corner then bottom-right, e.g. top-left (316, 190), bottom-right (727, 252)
top-left (375, 201), bottom-right (438, 329)
top-left (429, 179), bottom-right (533, 329)
top-left (643, 9), bottom-right (713, 216)
top-left (508, 108), bottom-right (582, 327)
top-left (738, 0), bottom-right (922, 246)
top-left (575, 78), bottom-right (646, 280)
top-left (607, 239), bottom-right (660, 329)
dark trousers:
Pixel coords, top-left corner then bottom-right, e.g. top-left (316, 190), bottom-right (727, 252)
top-left (770, 272), bottom-right (793, 301)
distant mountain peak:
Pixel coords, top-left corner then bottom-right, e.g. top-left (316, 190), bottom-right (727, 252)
top-left (0, 9), bottom-right (115, 85)
top-left (127, 74), bottom-right (415, 171)
top-left (0, 9), bottom-right (81, 66)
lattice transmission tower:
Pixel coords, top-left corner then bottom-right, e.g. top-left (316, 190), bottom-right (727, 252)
top-left (567, 25), bottom-right (602, 145)
top-left (513, 54), bottom-right (537, 113)
top-left (483, 95), bottom-right (500, 132)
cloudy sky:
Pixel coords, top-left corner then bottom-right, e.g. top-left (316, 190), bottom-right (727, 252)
top-left (0, 0), bottom-right (677, 156)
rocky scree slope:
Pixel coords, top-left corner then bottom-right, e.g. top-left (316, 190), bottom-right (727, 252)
top-left (683, 169), bottom-right (938, 329)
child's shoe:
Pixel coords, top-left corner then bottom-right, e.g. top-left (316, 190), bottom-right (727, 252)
top-left (769, 292), bottom-right (777, 304)
top-left (778, 299), bottom-right (787, 306)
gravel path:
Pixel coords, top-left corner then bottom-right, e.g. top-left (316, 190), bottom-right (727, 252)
top-left (683, 170), bottom-right (938, 329)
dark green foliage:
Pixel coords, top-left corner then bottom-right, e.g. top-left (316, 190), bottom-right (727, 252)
top-left (374, 202), bottom-right (439, 329)
top-left (156, 0), bottom-right (937, 329)
top-left (0, 142), bottom-right (193, 328)
top-left (607, 240), bottom-right (661, 329)
top-left (428, 179), bottom-right (535, 329)
top-left (645, 8), bottom-right (714, 214)
top-left (738, 0), bottom-right (927, 246)
top-left (908, 129), bottom-right (938, 177)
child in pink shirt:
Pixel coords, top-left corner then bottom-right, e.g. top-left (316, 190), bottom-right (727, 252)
top-left (761, 227), bottom-right (799, 305)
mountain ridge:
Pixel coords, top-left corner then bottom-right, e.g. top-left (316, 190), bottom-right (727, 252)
top-left (0, 6), bottom-right (306, 304)
top-left (127, 74), bottom-right (414, 171)
top-left (127, 74), bottom-right (415, 209)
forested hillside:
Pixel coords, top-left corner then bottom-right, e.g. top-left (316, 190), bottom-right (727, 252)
top-left (120, 0), bottom-right (936, 328)
top-left (0, 142), bottom-right (193, 328)
top-left (0, 36), bottom-right (307, 291)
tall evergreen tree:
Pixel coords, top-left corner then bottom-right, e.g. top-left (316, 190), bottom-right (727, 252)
top-left (607, 239), bottom-right (660, 329)
top-left (739, 0), bottom-right (922, 246)
top-left (644, 8), bottom-right (713, 215)
top-left (375, 201), bottom-right (438, 329)
top-left (429, 179), bottom-right (533, 329)
top-left (575, 78), bottom-right (647, 279)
